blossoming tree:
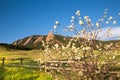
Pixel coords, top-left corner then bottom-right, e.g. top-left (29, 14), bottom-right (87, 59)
top-left (42, 9), bottom-right (120, 80)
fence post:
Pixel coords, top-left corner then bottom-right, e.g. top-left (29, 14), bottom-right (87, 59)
top-left (38, 59), bottom-right (41, 71)
top-left (44, 60), bottom-right (46, 72)
top-left (20, 58), bottom-right (23, 64)
top-left (59, 60), bottom-right (62, 69)
top-left (2, 57), bottom-right (5, 67)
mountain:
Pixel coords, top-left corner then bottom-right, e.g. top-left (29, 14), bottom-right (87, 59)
top-left (12, 32), bottom-right (71, 49)
top-left (11, 32), bottom-right (120, 50)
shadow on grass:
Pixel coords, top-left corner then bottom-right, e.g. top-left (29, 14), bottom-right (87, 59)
top-left (0, 67), bottom-right (6, 80)
top-left (1, 58), bottom-right (39, 67)
top-left (0, 66), bottom-right (53, 80)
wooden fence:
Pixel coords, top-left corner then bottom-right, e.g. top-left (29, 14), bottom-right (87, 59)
top-left (0, 57), bottom-right (83, 72)
top-left (0, 57), bottom-right (120, 74)
top-left (1, 57), bottom-right (24, 66)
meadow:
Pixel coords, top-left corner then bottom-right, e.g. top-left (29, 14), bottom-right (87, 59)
top-left (0, 46), bottom-right (54, 80)
top-left (0, 44), bottom-right (120, 80)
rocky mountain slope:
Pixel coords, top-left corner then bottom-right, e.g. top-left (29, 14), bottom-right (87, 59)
top-left (10, 32), bottom-right (120, 50)
top-left (12, 32), bottom-right (71, 49)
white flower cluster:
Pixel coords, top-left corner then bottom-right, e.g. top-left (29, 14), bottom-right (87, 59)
top-left (53, 21), bottom-right (59, 29)
top-left (53, 25), bottom-right (57, 29)
top-left (113, 20), bottom-right (116, 24)
top-left (108, 16), bottom-right (113, 21)
top-left (55, 21), bottom-right (59, 25)
top-left (79, 20), bottom-right (84, 25)
top-left (96, 22), bottom-right (100, 27)
top-left (119, 12), bottom-right (120, 15)
top-left (75, 10), bottom-right (80, 16)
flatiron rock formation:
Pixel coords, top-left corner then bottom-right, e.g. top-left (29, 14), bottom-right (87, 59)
top-left (46, 32), bottom-right (54, 43)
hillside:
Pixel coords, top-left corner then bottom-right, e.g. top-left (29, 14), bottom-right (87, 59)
top-left (12, 32), bottom-right (72, 49)
top-left (1, 32), bottom-right (119, 50)
top-left (0, 43), bottom-right (32, 51)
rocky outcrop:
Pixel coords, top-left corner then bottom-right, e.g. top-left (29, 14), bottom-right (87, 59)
top-left (11, 32), bottom-right (70, 49)
top-left (46, 32), bottom-right (54, 43)
top-left (33, 36), bottom-right (43, 44)
top-left (13, 39), bottom-right (23, 45)
top-left (12, 32), bottom-right (54, 47)
top-left (23, 36), bottom-right (33, 46)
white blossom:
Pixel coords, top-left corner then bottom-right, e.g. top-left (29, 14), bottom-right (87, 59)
top-left (72, 45), bottom-right (76, 50)
top-left (86, 19), bottom-right (91, 24)
top-left (79, 20), bottom-right (84, 25)
top-left (71, 19), bottom-right (74, 23)
top-left (74, 39), bottom-right (77, 42)
top-left (106, 21), bottom-right (109, 24)
top-left (104, 12), bottom-right (107, 15)
top-left (104, 9), bottom-right (108, 14)
top-left (75, 10), bottom-right (80, 16)
top-left (42, 40), bottom-right (45, 46)
top-left (54, 44), bottom-right (59, 49)
top-left (112, 55), bottom-right (116, 59)
top-left (108, 16), bottom-right (113, 21)
top-left (63, 38), bottom-right (66, 40)
top-left (81, 28), bottom-right (86, 33)
top-left (53, 25), bottom-right (57, 29)
top-left (84, 16), bottom-right (89, 20)
top-left (113, 20), bottom-right (117, 24)
top-left (71, 16), bottom-right (75, 19)
top-left (69, 24), bottom-right (75, 29)
top-left (96, 22), bottom-right (100, 27)
top-left (118, 12), bottom-right (120, 15)
top-left (55, 21), bottom-right (59, 25)
top-left (62, 46), bottom-right (65, 49)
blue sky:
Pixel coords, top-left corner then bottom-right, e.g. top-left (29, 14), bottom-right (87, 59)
top-left (0, 0), bottom-right (120, 43)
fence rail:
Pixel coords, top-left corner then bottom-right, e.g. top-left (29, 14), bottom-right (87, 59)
top-left (0, 57), bottom-right (26, 66)
top-left (0, 57), bottom-right (120, 74)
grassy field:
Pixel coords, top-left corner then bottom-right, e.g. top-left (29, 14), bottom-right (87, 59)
top-left (0, 46), bottom-right (54, 80)
top-left (0, 66), bottom-right (53, 80)
top-left (0, 46), bottom-right (72, 80)
top-left (0, 45), bottom-right (120, 80)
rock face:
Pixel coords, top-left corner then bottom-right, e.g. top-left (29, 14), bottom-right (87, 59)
top-left (13, 35), bottom-right (43, 45)
top-left (46, 32), bottom-right (54, 43)
top-left (12, 32), bottom-right (55, 49)
top-left (12, 32), bottom-right (73, 49)
top-left (10, 32), bottom-right (120, 50)
top-left (33, 36), bottom-right (43, 44)
top-left (13, 39), bottom-right (23, 45)
top-left (23, 36), bottom-right (33, 46)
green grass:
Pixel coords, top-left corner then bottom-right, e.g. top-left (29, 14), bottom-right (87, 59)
top-left (0, 45), bottom-right (120, 80)
top-left (0, 66), bottom-right (53, 80)
top-left (0, 47), bottom-right (54, 80)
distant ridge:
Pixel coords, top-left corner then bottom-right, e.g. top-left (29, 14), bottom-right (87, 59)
top-left (0, 43), bottom-right (32, 50)
top-left (11, 32), bottom-right (120, 50)
top-left (12, 32), bottom-right (68, 49)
